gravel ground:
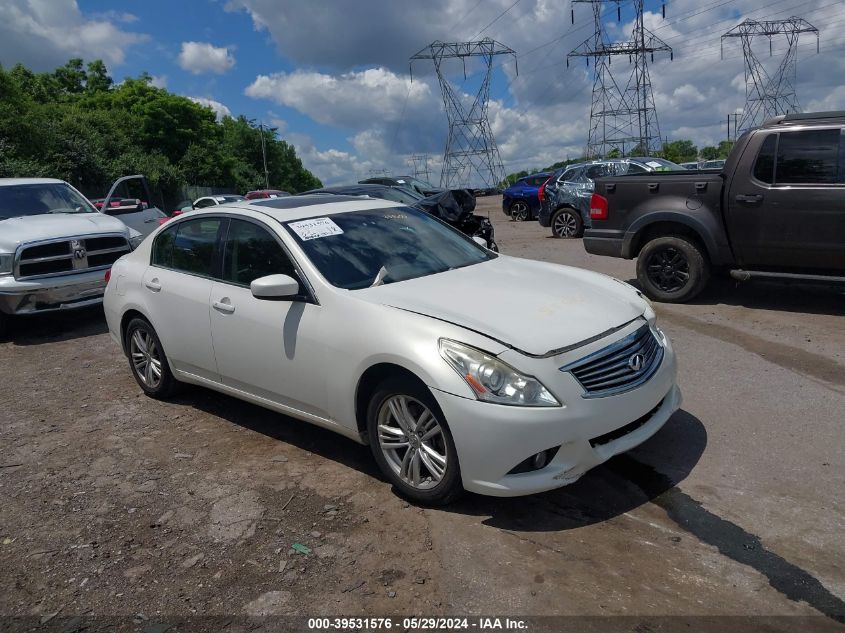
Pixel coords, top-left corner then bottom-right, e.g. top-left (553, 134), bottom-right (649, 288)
top-left (0, 195), bottom-right (843, 629)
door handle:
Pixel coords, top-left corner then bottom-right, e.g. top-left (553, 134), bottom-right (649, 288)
top-left (735, 193), bottom-right (763, 203)
top-left (144, 278), bottom-right (161, 292)
top-left (212, 300), bottom-right (236, 314)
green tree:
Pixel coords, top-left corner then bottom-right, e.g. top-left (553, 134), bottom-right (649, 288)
top-left (54, 58), bottom-right (86, 93)
top-left (700, 146), bottom-right (719, 160)
top-left (86, 60), bottom-right (113, 93)
top-left (716, 140), bottom-right (735, 158)
top-left (661, 140), bottom-right (698, 164)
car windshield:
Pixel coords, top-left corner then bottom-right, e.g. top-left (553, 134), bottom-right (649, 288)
top-left (283, 206), bottom-right (495, 290)
top-left (631, 158), bottom-right (684, 171)
top-left (375, 188), bottom-right (423, 204)
top-left (0, 183), bottom-right (97, 219)
top-left (398, 177), bottom-right (436, 190)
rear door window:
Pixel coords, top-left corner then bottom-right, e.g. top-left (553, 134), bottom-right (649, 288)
top-left (753, 134), bottom-right (777, 184)
top-left (170, 218), bottom-right (224, 276)
top-left (775, 129), bottom-right (840, 184)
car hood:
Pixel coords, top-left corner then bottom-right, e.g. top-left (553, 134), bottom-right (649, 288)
top-left (355, 256), bottom-right (646, 357)
top-left (0, 213), bottom-right (128, 251)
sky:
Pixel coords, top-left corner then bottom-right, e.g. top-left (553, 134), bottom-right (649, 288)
top-left (2, 0), bottom-right (844, 186)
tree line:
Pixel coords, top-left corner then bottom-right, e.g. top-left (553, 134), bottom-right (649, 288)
top-left (0, 59), bottom-right (322, 207)
top-left (500, 139), bottom-right (735, 187)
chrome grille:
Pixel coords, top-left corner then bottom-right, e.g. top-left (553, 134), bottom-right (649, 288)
top-left (16, 234), bottom-right (131, 280)
top-left (560, 324), bottom-right (663, 398)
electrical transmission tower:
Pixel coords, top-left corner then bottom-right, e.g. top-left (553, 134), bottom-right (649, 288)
top-left (722, 18), bottom-right (819, 134)
top-left (408, 154), bottom-right (431, 181)
top-left (410, 39), bottom-right (517, 188)
top-left (568, 0), bottom-right (672, 157)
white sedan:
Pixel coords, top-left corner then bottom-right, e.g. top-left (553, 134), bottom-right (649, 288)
top-left (103, 196), bottom-right (681, 504)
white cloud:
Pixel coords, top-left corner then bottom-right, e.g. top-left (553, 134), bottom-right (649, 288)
top-left (0, 0), bottom-right (148, 71)
top-left (178, 41), bottom-right (236, 75)
top-left (150, 75), bottom-right (168, 89)
top-left (241, 0), bottom-right (845, 184)
top-left (188, 97), bottom-right (232, 121)
top-left (91, 10), bottom-right (138, 23)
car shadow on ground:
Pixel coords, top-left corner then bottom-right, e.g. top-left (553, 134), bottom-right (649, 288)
top-left (626, 276), bottom-right (845, 317)
top-left (173, 386), bottom-right (383, 481)
top-left (438, 409), bottom-right (707, 532)
top-left (2, 307), bottom-right (109, 346)
top-left (176, 385), bottom-right (705, 533)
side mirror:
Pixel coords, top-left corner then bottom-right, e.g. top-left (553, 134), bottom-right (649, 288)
top-left (250, 274), bottom-right (300, 300)
top-left (472, 236), bottom-right (487, 248)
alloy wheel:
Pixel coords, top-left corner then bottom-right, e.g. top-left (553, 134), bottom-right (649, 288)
top-left (377, 395), bottom-right (447, 490)
top-left (130, 328), bottom-right (163, 389)
top-left (510, 201), bottom-right (529, 221)
top-left (645, 247), bottom-right (690, 292)
top-left (553, 211), bottom-right (578, 237)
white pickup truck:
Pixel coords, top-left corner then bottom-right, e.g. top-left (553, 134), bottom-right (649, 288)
top-left (0, 178), bottom-right (138, 338)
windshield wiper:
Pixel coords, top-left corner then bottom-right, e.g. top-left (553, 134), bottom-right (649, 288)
top-left (370, 266), bottom-right (389, 287)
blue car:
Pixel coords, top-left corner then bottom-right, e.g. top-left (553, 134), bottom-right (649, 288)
top-left (501, 172), bottom-right (550, 221)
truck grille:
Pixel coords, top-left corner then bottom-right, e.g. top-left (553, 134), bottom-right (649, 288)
top-left (560, 324), bottom-right (663, 398)
top-left (16, 234), bottom-right (131, 280)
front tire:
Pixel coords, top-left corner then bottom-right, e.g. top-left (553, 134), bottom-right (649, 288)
top-left (367, 377), bottom-right (463, 505)
top-left (551, 208), bottom-right (583, 238)
top-left (637, 236), bottom-right (710, 303)
top-left (125, 317), bottom-right (180, 398)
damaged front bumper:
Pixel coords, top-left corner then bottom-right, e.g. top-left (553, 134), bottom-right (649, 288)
top-left (0, 269), bottom-right (107, 315)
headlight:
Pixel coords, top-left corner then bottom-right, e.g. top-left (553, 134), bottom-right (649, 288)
top-left (439, 339), bottom-right (560, 407)
top-left (0, 253), bottom-right (13, 275)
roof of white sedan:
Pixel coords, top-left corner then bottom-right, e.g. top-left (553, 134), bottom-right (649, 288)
top-left (0, 178), bottom-right (66, 186)
top-left (216, 194), bottom-right (403, 222)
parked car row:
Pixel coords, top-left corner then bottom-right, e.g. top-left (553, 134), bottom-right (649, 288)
top-left (503, 157), bottom-right (684, 239)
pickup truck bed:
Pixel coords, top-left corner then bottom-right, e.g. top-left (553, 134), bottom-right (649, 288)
top-left (584, 111), bottom-right (845, 302)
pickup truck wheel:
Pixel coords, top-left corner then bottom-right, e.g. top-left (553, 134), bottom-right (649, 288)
top-left (125, 317), bottom-right (180, 399)
top-left (509, 200), bottom-right (530, 221)
top-left (367, 377), bottom-right (463, 506)
top-left (551, 208), bottom-right (583, 238)
top-left (637, 236), bottom-right (710, 303)
top-left (0, 313), bottom-right (7, 340)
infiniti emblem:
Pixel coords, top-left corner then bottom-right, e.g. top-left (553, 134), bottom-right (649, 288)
top-left (628, 353), bottom-right (646, 372)
top-left (71, 239), bottom-right (86, 260)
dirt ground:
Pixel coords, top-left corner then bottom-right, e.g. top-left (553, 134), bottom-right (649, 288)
top-left (0, 196), bottom-right (843, 629)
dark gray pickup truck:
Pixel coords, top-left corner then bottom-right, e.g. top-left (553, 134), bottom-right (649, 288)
top-left (584, 111), bottom-right (845, 302)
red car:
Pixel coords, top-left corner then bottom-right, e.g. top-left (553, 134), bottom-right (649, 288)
top-left (244, 189), bottom-right (290, 199)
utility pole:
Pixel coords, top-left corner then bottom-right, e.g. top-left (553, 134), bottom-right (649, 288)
top-left (410, 38), bottom-right (517, 189)
top-left (726, 112), bottom-right (741, 141)
top-left (722, 17), bottom-right (819, 134)
top-left (568, 0), bottom-right (672, 157)
top-left (259, 122), bottom-right (269, 189)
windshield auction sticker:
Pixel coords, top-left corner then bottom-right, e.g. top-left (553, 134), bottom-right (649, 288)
top-left (289, 217), bottom-right (344, 241)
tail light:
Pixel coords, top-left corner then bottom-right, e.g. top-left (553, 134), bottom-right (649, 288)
top-left (104, 268), bottom-right (111, 285)
top-left (538, 176), bottom-right (552, 203)
top-left (590, 193), bottom-right (609, 220)
top-left (171, 210), bottom-right (183, 217)
top-left (158, 217), bottom-right (170, 226)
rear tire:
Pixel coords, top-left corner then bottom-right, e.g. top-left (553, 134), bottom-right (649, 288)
top-left (637, 236), bottom-right (710, 303)
top-left (551, 208), bottom-right (583, 238)
top-left (124, 317), bottom-right (180, 398)
top-left (367, 377), bottom-right (463, 505)
top-left (509, 200), bottom-right (530, 222)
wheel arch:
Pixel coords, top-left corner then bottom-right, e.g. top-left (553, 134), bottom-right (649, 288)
top-left (354, 362), bottom-right (432, 442)
top-left (625, 213), bottom-right (719, 262)
top-left (119, 308), bottom-right (152, 355)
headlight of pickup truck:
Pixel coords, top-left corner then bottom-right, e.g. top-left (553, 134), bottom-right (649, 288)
top-left (439, 339), bottom-right (560, 407)
top-left (0, 253), bottom-right (13, 275)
